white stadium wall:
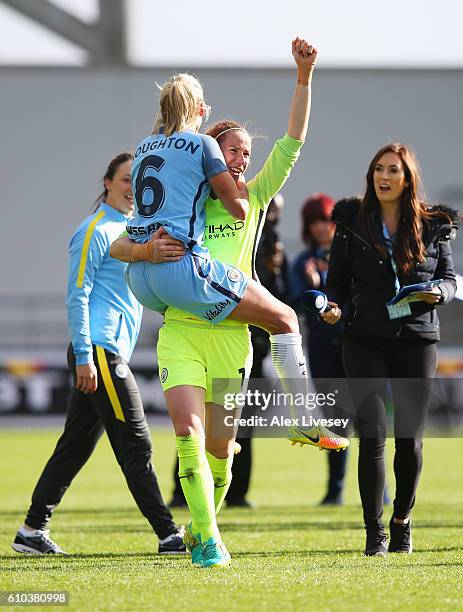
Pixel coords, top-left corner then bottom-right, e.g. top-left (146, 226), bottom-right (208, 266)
top-left (1, 67), bottom-right (462, 347)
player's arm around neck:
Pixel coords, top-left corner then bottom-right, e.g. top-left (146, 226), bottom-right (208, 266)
top-left (209, 171), bottom-right (249, 220)
top-left (287, 37), bottom-right (318, 142)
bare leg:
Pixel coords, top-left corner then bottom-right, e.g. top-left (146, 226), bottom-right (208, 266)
top-left (165, 385), bottom-right (205, 436)
top-left (228, 279), bottom-right (299, 334)
top-left (205, 402), bottom-right (236, 458)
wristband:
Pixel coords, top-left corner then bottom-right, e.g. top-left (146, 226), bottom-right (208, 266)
top-left (131, 242), bottom-right (153, 262)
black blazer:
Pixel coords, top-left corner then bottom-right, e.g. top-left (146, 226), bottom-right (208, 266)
top-left (325, 197), bottom-right (458, 341)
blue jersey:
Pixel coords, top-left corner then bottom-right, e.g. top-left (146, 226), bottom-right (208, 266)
top-left (126, 130), bottom-right (227, 256)
top-left (66, 202), bottom-right (143, 365)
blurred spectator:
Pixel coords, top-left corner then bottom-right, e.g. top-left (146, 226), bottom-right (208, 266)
top-left (292, 193), bottom-right (347, 504)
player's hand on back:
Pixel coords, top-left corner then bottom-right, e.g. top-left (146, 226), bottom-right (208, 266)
top-left (292, 37), bottom-right (318, 74)
top-left (76, 363), bottom-right (98, 393)
top-left (149, 227), bottom-right (186, 263)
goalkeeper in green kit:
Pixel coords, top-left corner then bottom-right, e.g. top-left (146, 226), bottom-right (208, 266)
top-left (111, 37), bottom-right (348, 568)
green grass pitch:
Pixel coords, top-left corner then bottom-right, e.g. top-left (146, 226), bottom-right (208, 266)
top-left (1, 429), bottom-right (462, 611)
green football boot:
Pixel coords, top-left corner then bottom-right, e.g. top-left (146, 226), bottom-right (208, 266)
top-left (183, 522), bottom-right (203, 566)
top-left (202, 537), bottom-right (231, 569)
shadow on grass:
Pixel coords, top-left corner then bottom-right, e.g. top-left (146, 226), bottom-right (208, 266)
top-left (0, 525), bottom-right (152, 535)
top-left (0, 521), bottom-right (363, 536)
top-left (230, 547), bottom-right (463, 558)
top-left (2, 519), bottom-right (462, 539)
top-left (0, 551), bottom-right (189, 570)
top-left (0, 550), bottom-right (360, 569)
top-left (0, 505), bottom-right (370, 518)
top-left (219, 521), bottom-right (463, 532)
top-left (220, 521), bottom-right (362, 532)
top-left (2, 546), bottom-right (461, 566)
top-left (0, 505), bottom-right (336, 518)
top-left (419, 561), bottom-right (463, 567)
top-left (0, 508), bottom-right (141, 518)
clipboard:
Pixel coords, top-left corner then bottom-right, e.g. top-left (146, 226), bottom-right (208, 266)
top-left (387, 279), bottom-right (444, 306)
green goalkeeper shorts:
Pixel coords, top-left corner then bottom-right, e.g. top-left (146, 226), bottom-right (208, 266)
top-left (157, 319), bottom-right (253, 403)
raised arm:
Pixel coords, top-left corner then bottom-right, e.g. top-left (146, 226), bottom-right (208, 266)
top-left (287, 37), bottom-right (318, 142)
top-left (246, 38), bottom-right (317, 207)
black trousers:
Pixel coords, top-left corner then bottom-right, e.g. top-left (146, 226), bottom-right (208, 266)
top-left (307, 328), bottom-right (348, 499)
top-left (342, 334), bottom-right (437, 529)
top-left (25, 345), bottom-right (175, 539)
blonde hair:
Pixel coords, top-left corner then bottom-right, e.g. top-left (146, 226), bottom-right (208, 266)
top-left (152, 73), bottom-right (206, 137)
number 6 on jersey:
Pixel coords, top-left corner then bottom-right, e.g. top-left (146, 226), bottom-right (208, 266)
top-left (135, 155), bottom-right (166, 217)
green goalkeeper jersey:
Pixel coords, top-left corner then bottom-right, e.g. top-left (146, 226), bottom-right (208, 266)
top-left (164, 133), bottom-right (303, 328)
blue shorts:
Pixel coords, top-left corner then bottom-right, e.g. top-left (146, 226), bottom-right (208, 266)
top-left (126, 253), bottom-right (249, 324)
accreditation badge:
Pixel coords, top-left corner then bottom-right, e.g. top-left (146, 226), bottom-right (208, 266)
top-left (386, 302), bottom-right (412, 320)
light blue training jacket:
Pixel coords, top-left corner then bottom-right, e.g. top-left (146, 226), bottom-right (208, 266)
top-left (66, 202), bottom-right (143, 365)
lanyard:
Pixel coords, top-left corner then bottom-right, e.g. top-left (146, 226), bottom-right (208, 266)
top-left (382, 222), bottom-right (401, 294)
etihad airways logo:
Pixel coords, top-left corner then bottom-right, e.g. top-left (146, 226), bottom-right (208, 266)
top-left (206, 221), bottom-right (245, 239)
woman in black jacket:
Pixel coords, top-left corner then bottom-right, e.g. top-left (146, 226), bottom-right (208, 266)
top-left (322, 142), bottom-right (458, 556)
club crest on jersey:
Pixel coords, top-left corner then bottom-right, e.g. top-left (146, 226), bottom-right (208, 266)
top-left (160, 368), bottom-right (168, 383)
top-left (115, 364), bottom-right (128, 379)
top-left (227, 269), bottom-right (242, 283)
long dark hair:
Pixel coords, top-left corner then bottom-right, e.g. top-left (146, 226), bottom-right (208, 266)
top-left (360, 143), bottom-right (449, 275)
top-left (91, 151), bottom-right (133, 212)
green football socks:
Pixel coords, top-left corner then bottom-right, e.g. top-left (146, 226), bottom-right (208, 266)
top-left (176, 435), bottom-right (218, 543)
top-left (206, 450), bottom-right (233, 514)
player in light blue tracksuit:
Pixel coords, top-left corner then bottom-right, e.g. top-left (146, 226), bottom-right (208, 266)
top-left (67, 200), bottom-right (142, 365)
top-left (12, 152), bottom-right (185, 556)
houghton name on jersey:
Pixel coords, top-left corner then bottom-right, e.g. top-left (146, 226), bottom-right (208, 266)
top-left (126, 130), bottom-right (228, 257)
